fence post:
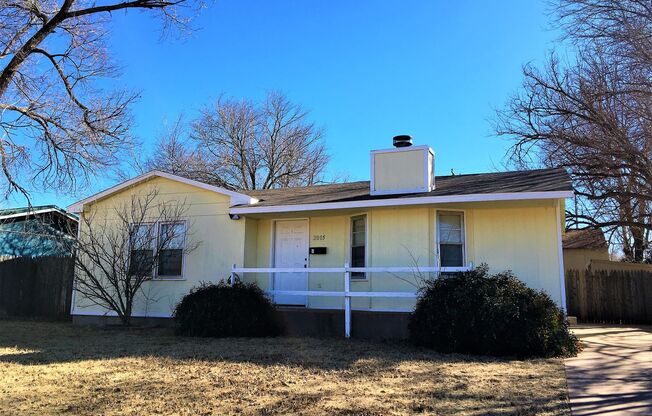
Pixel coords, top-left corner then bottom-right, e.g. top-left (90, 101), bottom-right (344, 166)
top-left (344, 262), bottom-right (351, 338)
top-left (230, 264), bottom-right (236, 285)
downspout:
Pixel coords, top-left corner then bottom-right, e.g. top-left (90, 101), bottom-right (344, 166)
top-left (555, 199), bottom-right (567, 310)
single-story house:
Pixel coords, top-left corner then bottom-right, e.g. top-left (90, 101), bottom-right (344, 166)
top-left (562, 228), bottom-right (610, 272)
top-left (0, 205), bottom-right (78, 258)
top-left (68, 140), bottom-right (574, 337)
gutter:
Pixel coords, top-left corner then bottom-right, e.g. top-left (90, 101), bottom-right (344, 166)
top-left (229, 190), bottom-right (575, 215)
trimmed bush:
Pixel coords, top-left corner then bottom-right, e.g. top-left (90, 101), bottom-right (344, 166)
top-left (408, 265), bottom-right (579, 357)
top-left (174, 280), bottom-right (281, 337)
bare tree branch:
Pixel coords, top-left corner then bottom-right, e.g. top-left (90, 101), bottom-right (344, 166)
top-left (0, 0), bottom-right (205, 199)
top-left (496, 1), bottom-right (652, 261)
top-left (146, 91), bottom-right (330, 190)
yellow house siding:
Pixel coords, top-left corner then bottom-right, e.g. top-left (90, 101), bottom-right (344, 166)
top-left (305, 215), bottom-right (347, 309)
top-left (243, 218), bottom-right (259, 267)
top-left (368, 207), bottom-right (430, 310)
top-left (247, 219), bottom-right (272, 289)
top-left (470, 200), bottom-right (562, 303)
top-left (241, 199), bottom-right (565, 309)
top-left (73, 177), bottom-right (247, 317)
top-left (373, 149), bottom-right (426, 192)
top-left (75, 174), bottom-right (566, 318)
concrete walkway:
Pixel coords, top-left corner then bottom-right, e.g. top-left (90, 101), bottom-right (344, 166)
top-left (565, 325), bottom-right (652, 415)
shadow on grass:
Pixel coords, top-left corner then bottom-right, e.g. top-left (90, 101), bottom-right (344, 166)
top-left (0, 319), bottom-right (508, 370)
top-left (0, 319), bottom-right (570, 415)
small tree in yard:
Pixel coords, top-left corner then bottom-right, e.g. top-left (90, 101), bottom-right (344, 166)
top-left (73, 188), bottom-right (197, 325)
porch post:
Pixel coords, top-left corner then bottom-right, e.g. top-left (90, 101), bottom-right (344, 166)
top-left (344, 262), bottom-right (351, 338)
top-left (230, 264), bottom-right (236, 285)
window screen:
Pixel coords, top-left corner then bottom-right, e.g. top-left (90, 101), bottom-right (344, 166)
top-left (438, 212), bottom-right (464, 267)
top-left (350, 215), bottom-right (366, 278)
top-left (129, 224), bottom-right (155, 276)
top-left (157, 222), bottom-right (185, 277)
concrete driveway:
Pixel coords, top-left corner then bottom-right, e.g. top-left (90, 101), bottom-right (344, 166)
top-left (565, 325), bottom-right (652, 415)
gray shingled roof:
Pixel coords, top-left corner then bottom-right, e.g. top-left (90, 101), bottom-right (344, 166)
top-left (563, 228), bottom-right (608, 250)
top-left (237, 168), bottom-right (573, 207)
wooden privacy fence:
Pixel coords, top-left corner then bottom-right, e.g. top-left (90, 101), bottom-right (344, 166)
top-left (565, 269), bottom-right (652, 324)
top-left (0, 256), bottom-right (74, 320)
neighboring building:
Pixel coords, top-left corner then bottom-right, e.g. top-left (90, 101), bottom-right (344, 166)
top-left (0, 205), bottom-right (78, 258)
top-left (68, 139), bottom-right (574, 336)
top-left (562, 228), bottom-right (610, 272)
top-left (587, 259), bottom-right (652, 273)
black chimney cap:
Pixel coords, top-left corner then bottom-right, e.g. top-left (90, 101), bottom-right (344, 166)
top-left (393, 135), bottom-right (413, 148)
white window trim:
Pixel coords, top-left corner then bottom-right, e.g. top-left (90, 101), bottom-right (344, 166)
top-left (436, 210), bottom-right (467, 268)
top-left (128, 220), bottom-right (188, 281)
top-left (348, 213), bottom-right (369, 281)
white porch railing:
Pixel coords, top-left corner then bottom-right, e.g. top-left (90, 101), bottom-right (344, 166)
top-left (231, 262), bottom-right (472, 338)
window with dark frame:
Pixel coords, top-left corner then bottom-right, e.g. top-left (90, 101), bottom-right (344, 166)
top-left (438, 212), bottom-right (464, 267)
top-left (128, 221), bottom-right (186, 279)
top-left (350, 215), bottom-right (366, 279)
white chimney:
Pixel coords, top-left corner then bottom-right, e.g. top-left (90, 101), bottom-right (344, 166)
top-left (370, 136), bottom-right (435, 196)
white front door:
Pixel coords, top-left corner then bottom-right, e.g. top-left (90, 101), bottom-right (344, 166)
top-left (273, 220), bottom-right (308, 306)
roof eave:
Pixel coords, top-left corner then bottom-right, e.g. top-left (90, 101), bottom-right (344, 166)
top-left (229, 190), bottom-right (574, 215)
top-left (67, 170), bottom-right (257, 213)
top-left (0, 207), bottom-right (78, 222)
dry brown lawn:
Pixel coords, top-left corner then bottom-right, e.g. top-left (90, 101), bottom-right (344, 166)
top-left (0, 320), bottom-right (569, 415)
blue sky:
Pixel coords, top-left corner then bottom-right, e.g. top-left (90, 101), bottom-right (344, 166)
top-left (15, 0), bottom-right (561, 208)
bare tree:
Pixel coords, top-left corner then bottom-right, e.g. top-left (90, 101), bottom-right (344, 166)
top-left (557, 0), bottom-right (652, 75)
top-left (0, 0), bottom-right (203, 199)
top-left (73, 188), bottom-right (198, 325)
top-left (495, 0), bottom-right (652, 261)
top-left (142, 115), bottom-right (226, 185)
top-left (147, 91), bottom-right (330, 190)
top-left (144, 116), bottom-right (197, 174)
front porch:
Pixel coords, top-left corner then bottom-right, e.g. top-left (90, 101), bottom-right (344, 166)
top-left (231, 263), bottom-right (472, 338)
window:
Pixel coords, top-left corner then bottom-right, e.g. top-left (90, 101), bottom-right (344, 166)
top-left (157, 222), bottom-right (185, 278)
top-left (128, 221), bottom-right (186, 279)
top-left (129, 224), bottom-right (155, 276)
top-left (438, 212), bottom-right (464, 267)
top-left (350, 215), bottom-right (366, 279)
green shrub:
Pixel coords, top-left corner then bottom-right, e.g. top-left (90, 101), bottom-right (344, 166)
top-left (173, 280), bottom-right (281, 337)
top-left (408, 265), bottom-right (579, 358)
